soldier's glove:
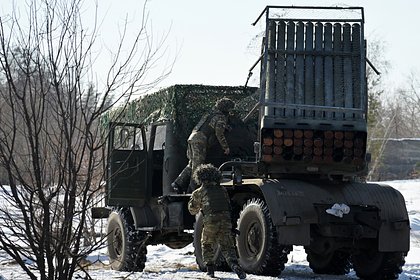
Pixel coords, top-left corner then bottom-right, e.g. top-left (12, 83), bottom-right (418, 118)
top-left (231, 228), bottom-right (240, 236)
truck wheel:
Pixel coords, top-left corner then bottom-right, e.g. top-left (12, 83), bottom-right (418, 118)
top-left (193, 212), bottom-right (229, 271)
top-left (107, 210), bottom-right (147, 272)
top-left (352, 250), bottom-right (406, 279)
top-left (236, 198), bottom-right (289, 276)
top-left (306, 249), bottom-right (351, 275)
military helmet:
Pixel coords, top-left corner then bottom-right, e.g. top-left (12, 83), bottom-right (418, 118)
top-left (215, 97), bottom-right (235, 113)
top-left (193, 163), bottom-right (222, 185)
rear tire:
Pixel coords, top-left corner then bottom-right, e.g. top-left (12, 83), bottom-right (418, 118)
top-left (306, 249), bottom-right (351, 275)
top-left (107, 209), bottom-right (147, 272)
top-left (352, 250), bottom-right (406, 280)
top-left (193, 212), bottom-right (229, 271)
top-left (236, 198), bottom-right (289, 276)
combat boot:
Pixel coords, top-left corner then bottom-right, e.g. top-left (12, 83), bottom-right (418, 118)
top-left (206, 265), bottom-right (215, 278)
top-left (231, 263), bottom-right (246, 279)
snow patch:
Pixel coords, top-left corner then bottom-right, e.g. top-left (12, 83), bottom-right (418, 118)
top-left (1, 180), bottom-right (420, 279)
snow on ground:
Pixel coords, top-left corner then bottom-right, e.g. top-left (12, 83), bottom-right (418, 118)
top-left (1, 180), bottom-right (420, 279)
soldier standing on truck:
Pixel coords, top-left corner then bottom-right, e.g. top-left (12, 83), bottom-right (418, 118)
top-left (171, 98), bottom-right (235, 193)
top-left (188, 164), bottom-right (246, 279)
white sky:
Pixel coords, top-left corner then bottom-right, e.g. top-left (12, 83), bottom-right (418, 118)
top-left (2, 0), bottom-right (419, 92)
top-left (94, 0), bottom-right (419, 91)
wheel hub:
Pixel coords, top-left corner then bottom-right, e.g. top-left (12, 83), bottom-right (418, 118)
top-left (113, 227), bottom-right (123, 257)
top-left (246, 222), bottom-right (262, 255)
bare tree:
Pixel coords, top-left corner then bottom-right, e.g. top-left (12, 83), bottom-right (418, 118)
top-left (383, 94), bottom-right (412, 138)
top-left (0, 0), bottom-right (171, 279)
top-left (367, 72), bottom-right (420, 180)
top-left (365, 38), bottom-right (392, 180)
top-left (394, 72), bottom-right (420, 137)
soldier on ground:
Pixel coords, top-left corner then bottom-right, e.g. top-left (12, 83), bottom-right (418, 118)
top-left (171, 97), bottom-right (235, 193)
top-left (188, 164), bottom-right (246, 279)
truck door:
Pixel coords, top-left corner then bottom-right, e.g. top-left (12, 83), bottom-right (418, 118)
top-left (107, 123), bottom-right (148, 206)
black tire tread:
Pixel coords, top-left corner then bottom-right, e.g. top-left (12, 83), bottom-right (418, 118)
top-left (353, 251), bottom-right (406, 280)
top-left (306, 249), bottom-right (351, 275)
top-left (237, 198), bottom-right (289, 276)
top-left (108, 209), bottom-right (148, 272)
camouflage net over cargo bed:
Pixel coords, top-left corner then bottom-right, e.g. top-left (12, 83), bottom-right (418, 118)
top-left (102, 84), bottom-right (259, 148)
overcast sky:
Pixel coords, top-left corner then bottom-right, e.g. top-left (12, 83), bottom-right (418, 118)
top-left (98, 0), bottom-right (417, 91)
top-left (2, 0), bottom-right (419, 92)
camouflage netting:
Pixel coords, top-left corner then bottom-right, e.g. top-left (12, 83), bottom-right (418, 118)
top-left (103, 85), bottom-right (259, 149)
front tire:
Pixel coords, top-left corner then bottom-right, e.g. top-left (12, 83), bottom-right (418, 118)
top-left (352, 249), bottom-right (406, 280)
top-left (107, 209), bottom-right (147, 271)
top-left (236, 198), bottom-right (289, 276)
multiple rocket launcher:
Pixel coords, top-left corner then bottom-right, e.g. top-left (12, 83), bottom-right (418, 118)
top-left (258, 7), bottom-right (368, 175)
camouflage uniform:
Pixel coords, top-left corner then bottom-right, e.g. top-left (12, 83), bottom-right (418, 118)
top-left (172, 98), bottom-right (234, 193)
top-left (188, 164), bottom-right (246, 279)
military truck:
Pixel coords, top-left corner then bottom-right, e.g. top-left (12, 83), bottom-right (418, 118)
top-left (93, 6), bottom-right (410, 279)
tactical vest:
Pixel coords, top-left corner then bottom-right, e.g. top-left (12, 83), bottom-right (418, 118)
top-left (201, 184), bottom-right (230, 216)
top-left (193, 111), bottom-right (219, 139)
